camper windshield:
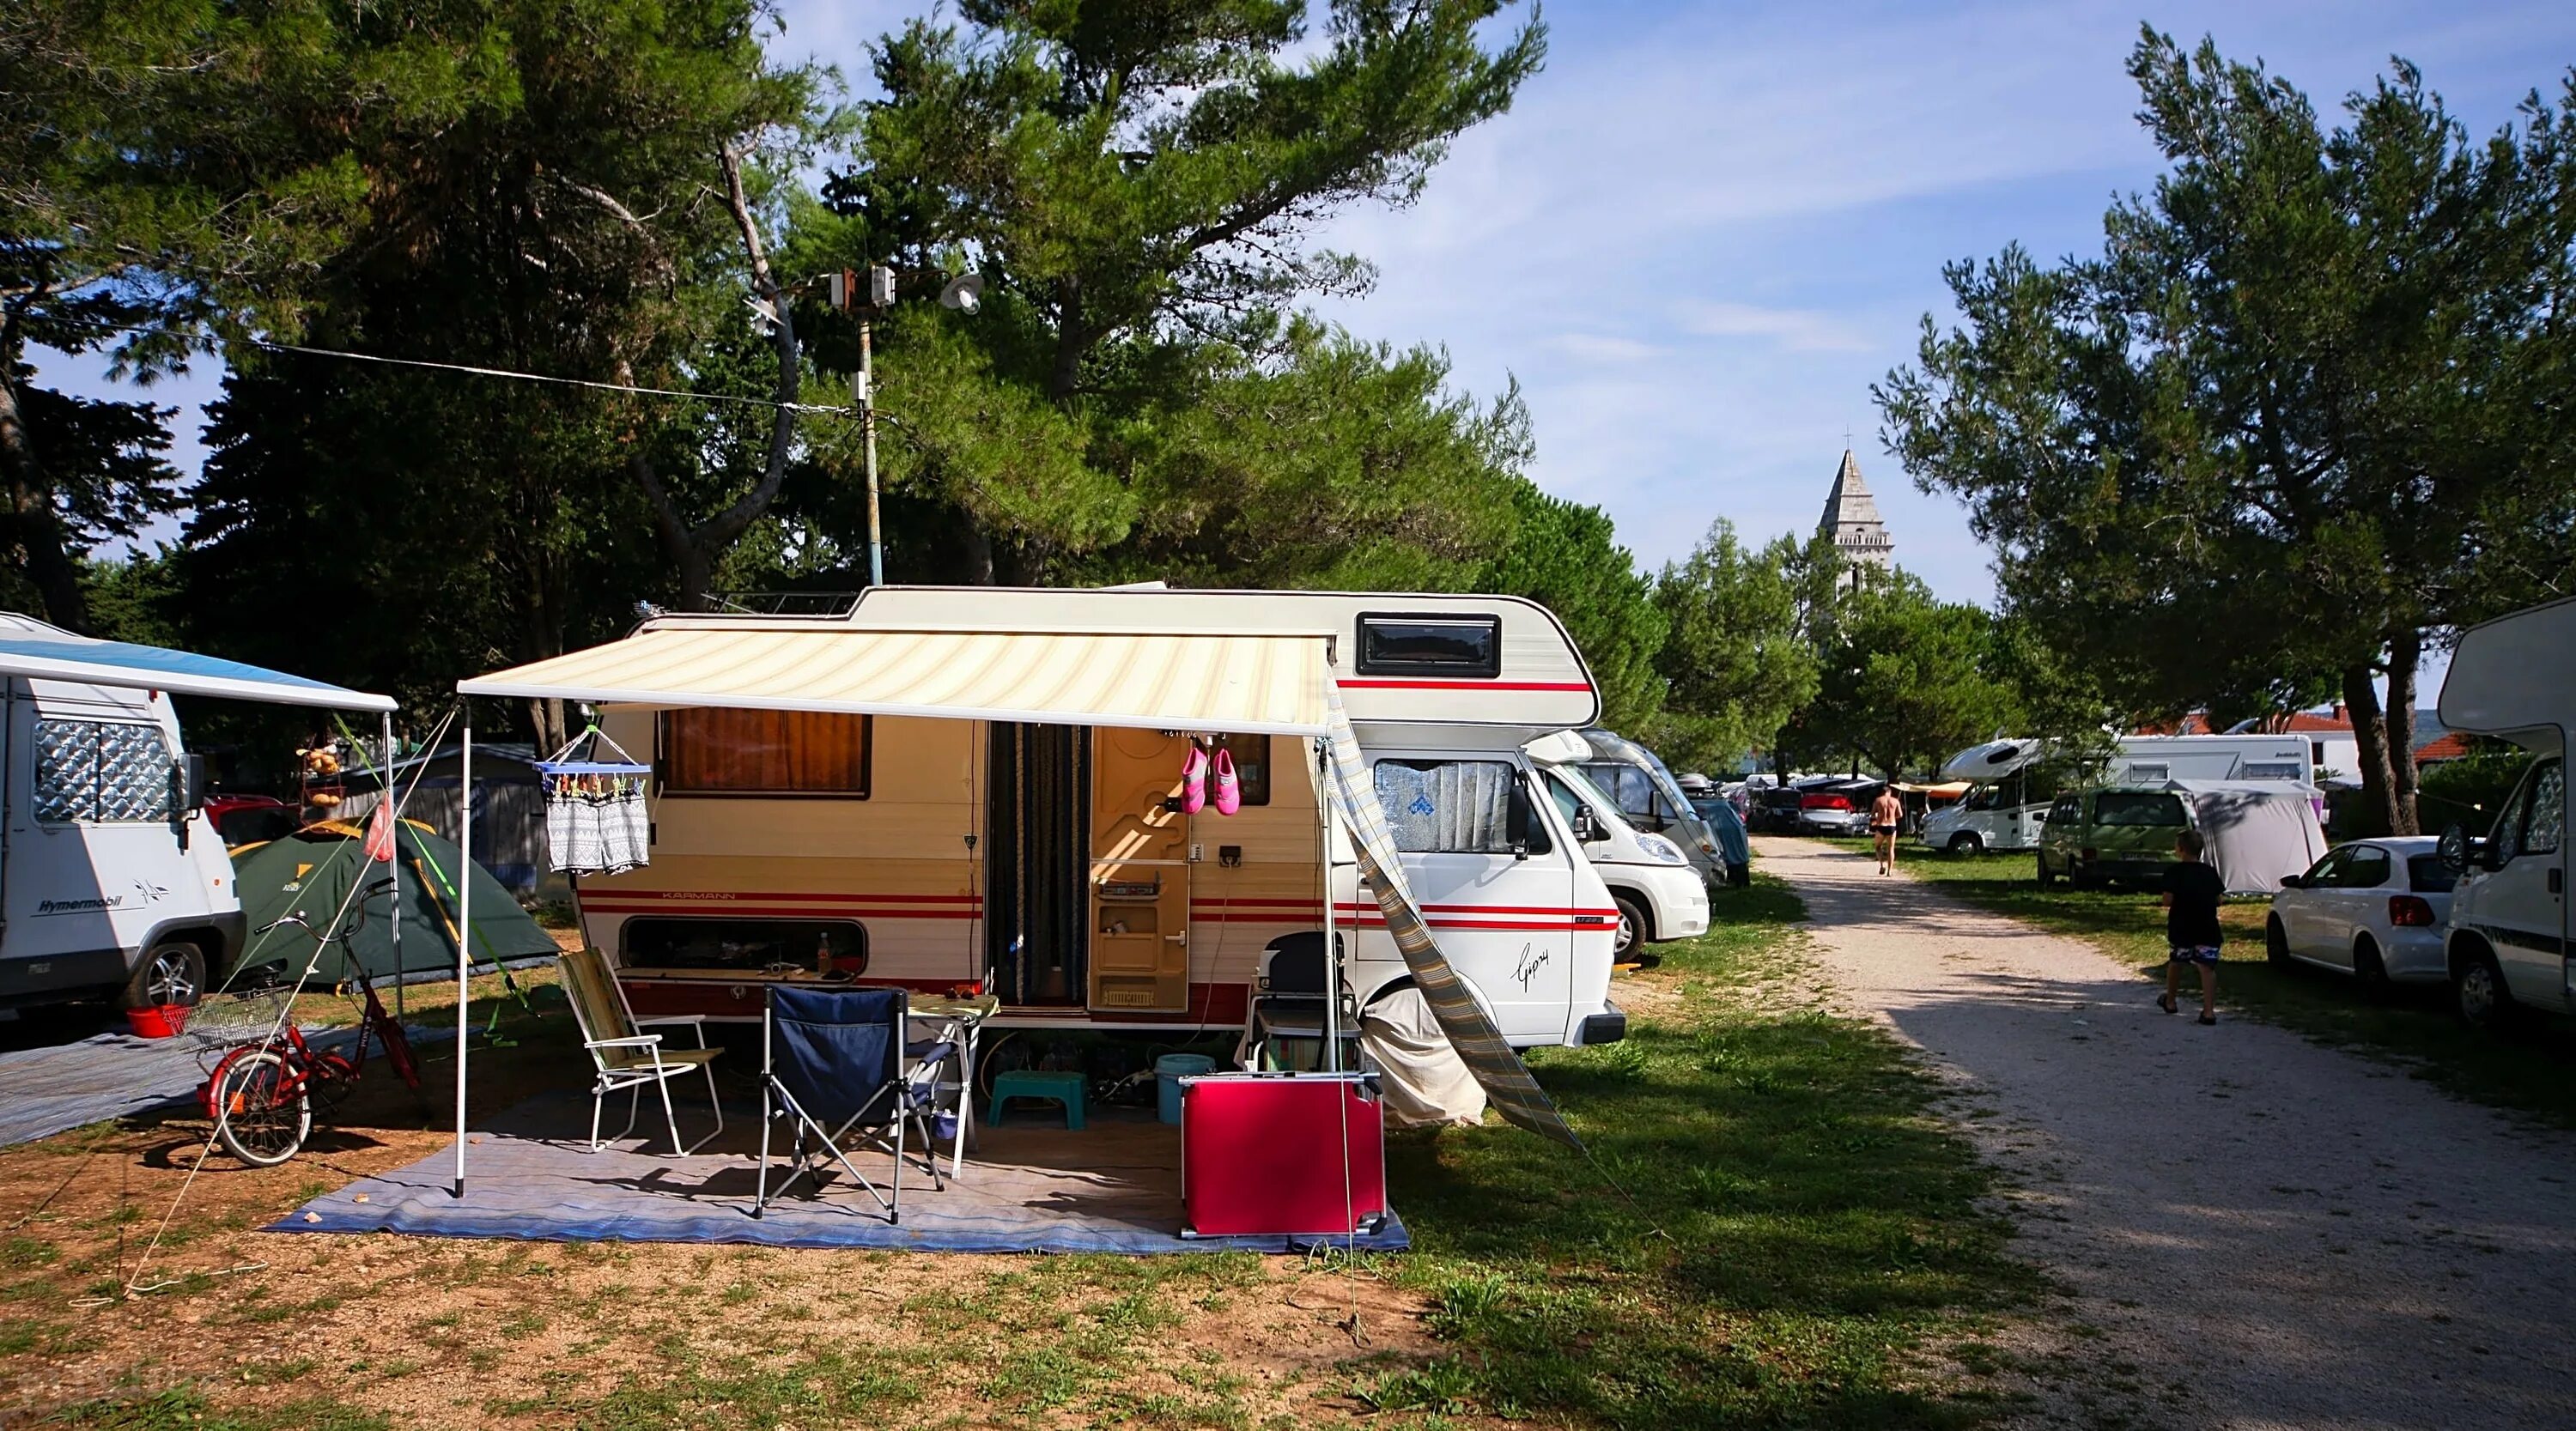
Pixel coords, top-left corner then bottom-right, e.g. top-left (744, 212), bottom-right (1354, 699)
top-left (2094, 792), bottom-right (2188, 827)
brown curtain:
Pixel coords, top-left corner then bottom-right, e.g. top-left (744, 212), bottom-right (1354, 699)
top-left (664, 710), bottom-right (870, 795)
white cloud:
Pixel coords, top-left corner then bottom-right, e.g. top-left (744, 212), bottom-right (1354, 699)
top-left (1675, 301), bottom-right (1875, 354)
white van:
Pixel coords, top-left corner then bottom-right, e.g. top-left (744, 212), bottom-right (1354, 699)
top-left (2434, 597), bottom-right (2571, 1029)
top-left (0, 614), bottom-right (394, 1010)
top-left (1527, 733), bottom-right (1708, 958)
top-left (461, 586), bottom-right (1629, 1049)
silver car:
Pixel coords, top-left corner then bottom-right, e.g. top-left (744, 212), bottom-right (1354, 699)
top-left (2265, 836), bottom-right (2458, 993)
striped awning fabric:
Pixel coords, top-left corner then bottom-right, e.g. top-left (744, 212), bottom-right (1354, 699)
top-left (1321, 690), bottom-right (1583, 1151)
top-left (458, 625), bottom-right (1331, 736)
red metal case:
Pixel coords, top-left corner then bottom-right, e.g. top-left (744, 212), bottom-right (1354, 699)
top-left (1180, 1072), bottom-right (1387, 1238)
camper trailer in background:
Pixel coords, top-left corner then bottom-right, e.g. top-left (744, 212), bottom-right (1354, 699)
top-left (548, 587), bottom-right (1627, 1050)
top-left (0, 614), bottom-right (394, 1011)
top-left (1923, 733), bottom-right (2318, 853)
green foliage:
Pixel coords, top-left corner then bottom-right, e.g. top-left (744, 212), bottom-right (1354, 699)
top-left (1650, 522), bottom-right (1840, 772)
top-left (1480, 479), bottom-right (1666, 729)
top-left (1796, 575), bottom-right (2025, 779)
top-left (1878, 28), bottom-right (2576, 833)
top-left (833, 0), bottom-right (1546, 578)
top-left (2416, 745), bottom-right (2534, 830)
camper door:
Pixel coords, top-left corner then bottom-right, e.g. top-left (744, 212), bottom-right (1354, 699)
top-left (1363, 751), bottom-right (1574, 1042)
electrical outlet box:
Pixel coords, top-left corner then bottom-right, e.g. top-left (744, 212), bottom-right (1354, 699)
top-left (1189, 842), bottom-right (1205, 863)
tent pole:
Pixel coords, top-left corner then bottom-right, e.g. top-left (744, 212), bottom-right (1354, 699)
top-left (1320, 741), bottom-right (1339, 1076)
top-left (453, 716), bottom-right (472, 1198)
top-left (383, 712), bottom-right (402, 1024)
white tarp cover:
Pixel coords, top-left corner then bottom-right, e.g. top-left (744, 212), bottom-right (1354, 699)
top-left (2165, 779), bottom-right (2328, 894)
top-left (1360, 987), bottom-right (1487, 1129)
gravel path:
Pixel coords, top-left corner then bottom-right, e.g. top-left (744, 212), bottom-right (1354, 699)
top-left (1756, 835), bottom-right (2576, 1431)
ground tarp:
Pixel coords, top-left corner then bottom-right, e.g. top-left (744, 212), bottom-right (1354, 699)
top-left (229, 821), bottom-right (560, 982)
top-left (2164, 779), bottom-right (2329, 894)
top-left (278, 1094), bottom-right (1408, 1254)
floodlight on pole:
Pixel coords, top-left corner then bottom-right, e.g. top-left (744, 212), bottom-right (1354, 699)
top-left (858, 270), bottom-right (984, 589)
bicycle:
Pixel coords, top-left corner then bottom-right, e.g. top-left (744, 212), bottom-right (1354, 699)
top-left (196, 882), bottom-right (422, 1167)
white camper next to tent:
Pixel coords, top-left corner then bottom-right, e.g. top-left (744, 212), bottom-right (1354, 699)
top-left (458, 586), bottom-right (1629, 1052)
top-left (0, 615), bottom-right (395, 1013)
top-left (2434, 596), bottom-right (2572, 1029)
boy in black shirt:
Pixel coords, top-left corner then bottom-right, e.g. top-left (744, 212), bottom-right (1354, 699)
top-left (2159, 830), bottom-right (2226, 1025)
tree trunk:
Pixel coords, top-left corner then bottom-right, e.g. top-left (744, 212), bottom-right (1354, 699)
top-left (0, 374), bottom-right (93, 634)
top-left (2385, 627), bottom-right (2421, 836)
top-left (2341, 661), bottom-right (2399, 836)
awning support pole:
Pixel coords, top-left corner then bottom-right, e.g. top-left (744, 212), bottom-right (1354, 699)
top-left (1320, 741), bottom-right (1340, 1075)
top-left (383, 712), bottom-right (402, 1024)
top-left (453, 716), bottom-right (472, 1198)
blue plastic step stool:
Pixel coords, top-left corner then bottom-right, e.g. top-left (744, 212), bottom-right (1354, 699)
top-left (988, 1070), bottom-right (1086, 1131)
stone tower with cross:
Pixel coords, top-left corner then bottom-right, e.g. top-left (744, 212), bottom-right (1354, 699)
top-left (1816, 448), bottom-right (1893, 585)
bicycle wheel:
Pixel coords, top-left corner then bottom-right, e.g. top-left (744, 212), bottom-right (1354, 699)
top-left (210, 1047), bottom-right (311, 1166)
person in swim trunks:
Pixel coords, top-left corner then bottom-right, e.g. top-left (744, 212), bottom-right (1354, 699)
top-left (2160, 829), bottom-right (2226, 1024)
top-left (1869, 786), bottom-right (1904, 875)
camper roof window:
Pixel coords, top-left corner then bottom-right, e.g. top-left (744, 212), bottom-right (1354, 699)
top-left (1356, 614), bottom-right (1501, 679)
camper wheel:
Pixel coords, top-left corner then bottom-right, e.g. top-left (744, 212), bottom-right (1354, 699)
top-left (1611, 894), bottom-right (1650, 961)
top-left (121, 939), bottom-right (208, 1010)
top-left (1947, 832), bottom-right (1985, 856)
top-left (2451, 943), bottom-right (2517, 1032)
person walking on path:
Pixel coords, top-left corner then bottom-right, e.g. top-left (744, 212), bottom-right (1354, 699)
top-left (2159, 829), bottom-right (2227, 1024)
top-left (1869, 786), bottom-right (1905, 876)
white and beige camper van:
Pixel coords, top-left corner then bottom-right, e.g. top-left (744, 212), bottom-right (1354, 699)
top-left (472, 587), bottom-right (1629, 1049)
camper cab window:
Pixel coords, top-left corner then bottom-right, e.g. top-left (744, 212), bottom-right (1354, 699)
top-left (1355, 614), bottom-right (1502, 679)
top-left (1373, 759), bottom-right (1547, 855)
top-left (622, 916), bottom-right (867, 974)
top-left (33, 719), bottom-right (177, 824)
top-left (659, 709), bottom-right (871, 797)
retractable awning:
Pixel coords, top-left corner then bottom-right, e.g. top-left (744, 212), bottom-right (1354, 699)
top-left (457, 625), bottom-right (1334, 736)
top-left (0, 619), bottom-right (395, 712)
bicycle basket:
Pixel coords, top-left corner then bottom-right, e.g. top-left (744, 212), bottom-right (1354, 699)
top-left (189, 987), bottom-right (297, 1049)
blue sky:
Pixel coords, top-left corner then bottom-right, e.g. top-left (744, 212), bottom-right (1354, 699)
top-left (39, 0), bottom-right (2576, 623)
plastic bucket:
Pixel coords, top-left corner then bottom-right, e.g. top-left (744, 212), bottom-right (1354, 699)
top-left (1156, 1054), bottom-right (1216, 1124)
top-left (125, 1004), bottom-right (189, 1040)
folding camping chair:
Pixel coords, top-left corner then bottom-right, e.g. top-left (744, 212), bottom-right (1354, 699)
top-left (557, 947), bottom-right (724, 1155)
top-left (1236, 932), bottom-right (1360, 1072)
top-left (753, 986), bottom-right (956, 1224)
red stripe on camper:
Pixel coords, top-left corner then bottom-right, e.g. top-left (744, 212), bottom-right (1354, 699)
top-left (580, 890), bottom-right (981, 906)
top-left (1335, 679), bottom-right (1594, 692)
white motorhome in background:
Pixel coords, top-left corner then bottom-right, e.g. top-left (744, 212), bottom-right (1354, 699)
top-left (474, 586), bottom-right (1631, 1050)
top-left (0, 615), bottom-right (395, 1010)
top-left (1526, 733), bottom-right (1708, 958)
top-left (2433, 597), bottom-right (2570, 1029)
top-left (1923, 733), bottom-right (2318, 853)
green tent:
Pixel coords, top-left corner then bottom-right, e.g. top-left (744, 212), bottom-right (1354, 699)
top-left (228, 820), bottom-right (562, 983)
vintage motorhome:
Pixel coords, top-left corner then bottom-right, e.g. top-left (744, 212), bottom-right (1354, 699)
top-left (466, 587), bottom-right (1629, 1050)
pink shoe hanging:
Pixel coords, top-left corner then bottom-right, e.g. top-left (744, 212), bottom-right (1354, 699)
top-left (1180, 743), bottom-right (1211, 814)
top-left (1212, 748), bottom-right (1242, 816)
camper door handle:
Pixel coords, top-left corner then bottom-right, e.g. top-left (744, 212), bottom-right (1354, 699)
top-left (2550, 869), bottom-right (2563, 896)
top-left (1164, 931), bottom-right (1187, 942)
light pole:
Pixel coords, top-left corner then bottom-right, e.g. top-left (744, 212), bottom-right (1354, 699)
top-left (827, 266), bottom-right (983, 588)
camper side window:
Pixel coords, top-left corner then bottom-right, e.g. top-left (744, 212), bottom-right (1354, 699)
top-left (33, 720), bottom-right (176, 824)
top-left (659, 709), bottom-right (871, 797)
top-left (1212, 734), bottom-right (1271, 807)
top-left (1354, 614), bottom-right (1503, 679)
top-left (1373, 760), bottom-right (1519, 853)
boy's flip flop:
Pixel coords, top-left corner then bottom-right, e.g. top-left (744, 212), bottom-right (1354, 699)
top-left (2156, 993), bottom-right (2177, 1015)
top-left (2197, 1012), bottom-right (2217, 1026)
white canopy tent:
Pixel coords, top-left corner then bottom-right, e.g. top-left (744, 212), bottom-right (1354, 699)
top-left (2163, 779), bottom-right (2329, 894)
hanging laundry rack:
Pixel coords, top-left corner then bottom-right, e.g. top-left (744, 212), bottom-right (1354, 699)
top-left (535, 725), bottom-right (653, 876)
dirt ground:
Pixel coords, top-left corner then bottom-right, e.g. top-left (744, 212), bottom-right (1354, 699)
top-left (1759, 834), bottom-right (2576, 1430)
top-left (0, 997), bottom-right (1437, 1429)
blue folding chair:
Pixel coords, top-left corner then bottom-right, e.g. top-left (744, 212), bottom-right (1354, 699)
top-left (754, 986), bottom-right (953, 1223)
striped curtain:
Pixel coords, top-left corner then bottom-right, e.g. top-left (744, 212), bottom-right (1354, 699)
top-left (1321, 690), bottom-right (1583, 1151)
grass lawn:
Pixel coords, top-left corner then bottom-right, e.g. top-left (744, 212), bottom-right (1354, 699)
top-left (4, 886), bottom-right (2042, 1429)
top-left (1837, 838), bottom-right (2576, 1129)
